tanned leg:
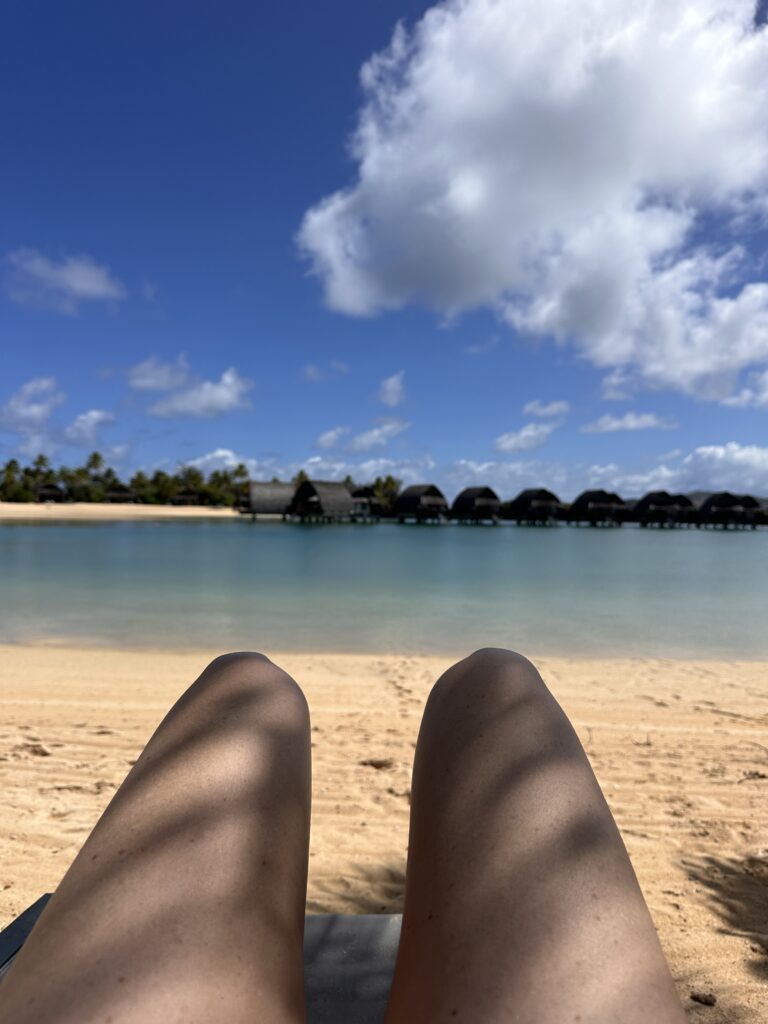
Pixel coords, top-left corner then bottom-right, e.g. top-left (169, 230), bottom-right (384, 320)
top-left (386, 648), bottom-right (685, 1024)
top-left (0, 652), bottom-right (311, 1024)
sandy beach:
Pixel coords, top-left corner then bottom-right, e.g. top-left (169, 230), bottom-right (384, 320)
top-left (0, 502), bottom-right (240, 521)
top-left (1, 645), bottom-right (766, 1020)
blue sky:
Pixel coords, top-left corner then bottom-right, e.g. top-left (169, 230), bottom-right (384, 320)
top-left (2, 0), bottom-right (768, 500)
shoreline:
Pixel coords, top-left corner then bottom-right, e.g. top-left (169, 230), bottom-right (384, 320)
top-left (0, 502), bottom-right (239, 520)
top-left (2, 644), bottom-right (766, 1019)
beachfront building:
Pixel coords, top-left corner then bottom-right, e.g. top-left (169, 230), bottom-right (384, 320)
top-left (290, 480), bottom-right (357, 523)
top-left (503, 488), bottom-right (562, 525)
top-left (696, 492), bottom-right (762, 529)
top-left (450, 486), bottom-right (501, 523)
top-left (241, 481), bottom-right (295, 519)
top-left (565, 490), bottom-right (627, 526)
top-left (394, 484), bottom-right (449, 523)
top-left (631, 491), bottom-right (694, 527)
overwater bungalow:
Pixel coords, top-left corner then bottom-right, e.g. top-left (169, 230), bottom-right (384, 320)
top-left (503, 488), bottom-right (562, 525)
top-left (394, 484), bottom-right (448, 523)
top-left (632, 491), bottom-right (693, 527)
top-left (565, 489), bottom-right (626, 526)
top-left (290, 480), bottom-right (357, 522)
top-left (450, 486), bottom-right (501, 523)
top-left (241, 481), bottom-right (295, 519)
top-left (697, 492), bottom-right (762, 528)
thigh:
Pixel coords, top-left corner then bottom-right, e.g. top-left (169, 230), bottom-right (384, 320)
top-left (386, 648), bottom-right (685, 1024)
top-left (0, 652), bottom-right (312, 1024)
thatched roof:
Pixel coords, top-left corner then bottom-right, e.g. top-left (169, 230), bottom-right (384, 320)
top-left (699, 491), bottom-right (760, 513)
top-left (247, 481), bottom-right (295, 515)
top-left (35, 484), bottom-right (66, 502)
top-left (633, 490), bottom-right (693, 515)
top-left (291, 480), bottom-right (356, 518)
top-left (568, 490), bottom-right (626, 517)
top-left (394, 484), bottom-right (448, 516)
top-left (505, 488), bottom-right (562, 513)
top-left (451, 487), bottom-right (500, 518)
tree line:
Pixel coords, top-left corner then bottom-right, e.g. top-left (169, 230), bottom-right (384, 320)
top-left (0, 454), bottom-right (403, 513)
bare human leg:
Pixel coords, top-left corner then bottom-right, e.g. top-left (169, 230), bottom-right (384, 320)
top-left (0, 652), bottom-right (311, 1024)
top-left (386, 648), bottom-right (685, 1024)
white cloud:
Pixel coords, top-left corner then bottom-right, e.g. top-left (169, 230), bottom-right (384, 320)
top-left (495, 421), bottom-right (557, 453)
top-left (315, 426), bottom-right (350, 449)
top-left (148, 368), bottom-right (252, 418)
top-left (0, 377), bottom-right (65, 456)
top-left (299, 0), bottom-right (768, 401)
top-left (721, 367), bottom-right (768, 407)
top-left (6, 248), bottom-right (127, 313)
top-left (129, 355), bottom-right (191, 391)
top-left (64, 409), bottom-right (115, 445)
top-left (187, 448), bottom-right (279, 477)
top-left (349, 418), bottom-right (411, 451)
top-left (523, 399), bottom-right (570, 418)
top-left (581, 411), bottom-right (676, 434)
top-left (464, 335), bottom-right (499, 355)
top-left (378, 370), bottom-right (405, 407)
top-left (303, 361), bottom-right (350, 382)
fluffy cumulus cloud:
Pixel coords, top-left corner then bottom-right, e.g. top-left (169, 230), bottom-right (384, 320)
top-left (64, 409), bottom-right (116, 445)
top-left (581, 411), bottom-right (676, 433)
top-left (148, 368), bottom-right (252, 418)
top-left (129, 355), bottom-right (191, 391)
top-left (495, 421), bottom-right (557, 453)
top-left (378, 370), bottom-right (406, 407)
top-left (349, 418), bottom-right (411, 451)
top-left (523, 399), bottom-right (569, 418)
top-left (299, 0), bottom-right (768, 401)
top-left (5, 248), bottom-right (126, 313)
top-left (589, 442), bottom-right (768, 495)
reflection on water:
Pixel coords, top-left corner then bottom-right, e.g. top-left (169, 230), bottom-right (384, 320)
top-left (0, 519), bottom-right (766, 657)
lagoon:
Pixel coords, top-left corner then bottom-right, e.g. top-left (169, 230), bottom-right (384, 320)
top-left (0, 518), bottom-right (766, 658)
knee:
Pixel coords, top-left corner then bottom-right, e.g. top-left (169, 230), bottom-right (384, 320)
top-left (194, 652), bottom-right (310, 723)
top-left (427, 647), bottom-right (546, 713)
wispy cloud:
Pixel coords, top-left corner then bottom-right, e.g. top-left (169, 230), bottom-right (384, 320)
top-left (129, 355), bottom-right (191, 391)
top-left (378, 370), bottom-right (405, 408)
top-left (315, 426), bottom-right (350, 449)
top-left (464, 336), bottom-right (499, 356)
top-left (5, 248), bottom-right (127, 314)
top-left (349, 418), bottom-right (410, 452)
top-left (148, 368), bottom-right (252, 418)
top-left (302, 360), bottom-right (350, 382)
top-left (495, 421), bottom-right (557, 453)
top-left (0, 377), bottom-right (65, 456)
top-left (523, 399), bottom-right (570, 419)
top-left (64, 409), bottom-right (116, 445)
top-left (581, 412), bottom-right (676, 434)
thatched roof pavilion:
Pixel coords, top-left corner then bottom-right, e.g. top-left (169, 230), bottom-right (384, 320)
top-left (290, 480), bottom-right (356, 522)
top-left (503, 488), bottom-right (562, 525)
top-left (566, 489), bottom-right (626, 526)
top-left (394, 484), bottom-right (448, 522)
top-left (697, 492), bottom-right (761, 528)
top-left (243, 481), bottom-right (295, 517)
top-left (450, 486), bottom-right (501, 522)
top-left (632, 490), bottom-right (693, 527)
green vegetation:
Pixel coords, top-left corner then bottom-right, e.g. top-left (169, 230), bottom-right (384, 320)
top-left (0, 454), bottom-right (403, 509)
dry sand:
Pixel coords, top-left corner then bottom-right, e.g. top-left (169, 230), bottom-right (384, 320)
top-left (0, 502), bottom-right (239, 520)
top-left (1, 645), bottom-right (766, 1020)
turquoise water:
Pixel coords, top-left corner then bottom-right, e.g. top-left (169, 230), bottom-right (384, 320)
top-left (0, 519), bottom-right (766, 657)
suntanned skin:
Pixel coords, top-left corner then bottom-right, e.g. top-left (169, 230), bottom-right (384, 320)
top-left (0, 653), bottom-right (312, 1024)
top-left (0, 648), bottom-right (685, 1023)
top-left (385, 648), bottom-right (686, 1024)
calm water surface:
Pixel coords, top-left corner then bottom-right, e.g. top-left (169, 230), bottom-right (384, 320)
top-left (0, 519), bottom-right (766, 657)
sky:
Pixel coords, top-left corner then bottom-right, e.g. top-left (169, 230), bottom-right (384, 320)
top-left (2, 0), bottom-right (768, 501)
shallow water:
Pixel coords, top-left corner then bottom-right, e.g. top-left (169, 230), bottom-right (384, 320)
top-left (0, 519), bottom-right (766, 657)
